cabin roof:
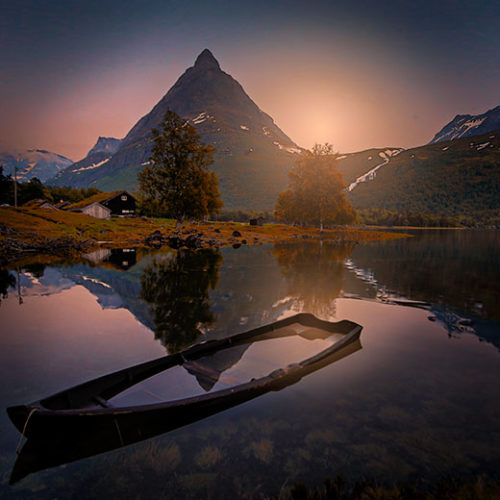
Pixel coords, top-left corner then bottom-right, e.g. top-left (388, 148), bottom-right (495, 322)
top-left (22, 199), bottom-right (57, 209)
top-left (68, 190), bottom-right (135, 210)
top-left (55, 200), bottom-right (72, 209)
top-left (22, 199), bottom-right (45, 208)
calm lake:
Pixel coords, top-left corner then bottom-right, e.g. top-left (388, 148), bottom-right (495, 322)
top-left (0, 230), bottom-right (499, 498)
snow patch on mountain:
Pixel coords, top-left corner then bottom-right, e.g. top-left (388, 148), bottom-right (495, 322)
top-left (457, 118), bottom-right (486, 137)
top-left (191, 112), bottom-right (210, 124)
top-left (272, 141), bottom-right (301, 154)
top-left (348, 148), bottom-right (404, 192)
top-left (73, 158), bottom-right (109, 173)
top-left (23, 162), bottom-right (37, 175)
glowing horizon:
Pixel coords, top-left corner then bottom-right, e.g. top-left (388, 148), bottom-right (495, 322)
top-left (1, 1), bottom-right (498, 161)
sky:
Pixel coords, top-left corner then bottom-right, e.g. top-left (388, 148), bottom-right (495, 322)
top-left (1, 0), bottom-right (499, 161)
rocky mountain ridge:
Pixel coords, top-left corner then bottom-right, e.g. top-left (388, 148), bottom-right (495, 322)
top-left (87, 137), bottom-right (122, 156)
top-left (51, 136), bottom-right (122, 187)
top-left (429, 105), bottom-right (500, 144)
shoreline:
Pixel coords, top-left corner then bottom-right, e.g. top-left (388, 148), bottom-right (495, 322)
top-left (0, 207), bottom-right (410, 267)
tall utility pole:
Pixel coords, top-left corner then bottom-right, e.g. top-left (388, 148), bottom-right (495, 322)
top-left (14, 165), bottom-right (18, 209)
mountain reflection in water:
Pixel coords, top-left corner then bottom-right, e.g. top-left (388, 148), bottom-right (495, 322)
top-left (346, 230), bottom-right (500, 322)
top-left (343, 231), bottom-right (500, 349)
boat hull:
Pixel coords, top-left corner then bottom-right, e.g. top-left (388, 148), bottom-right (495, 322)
top-left (7, 313), bottom-right (362, 483)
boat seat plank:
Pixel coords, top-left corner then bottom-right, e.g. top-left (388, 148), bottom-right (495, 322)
top-left (92, 396), bottom-right (114, 408)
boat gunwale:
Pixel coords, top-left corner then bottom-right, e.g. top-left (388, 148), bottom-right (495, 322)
top-left (8, 313), bottom-right (361, 422)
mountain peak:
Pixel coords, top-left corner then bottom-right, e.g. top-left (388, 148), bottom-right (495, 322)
top-left (194, 49), bottom-right (220, 70)
top-left (430, 104), bottom-right (500, 144)
top-left (53, 48), bottom-right (300, 210)
top-left (88, 136), bottom-right (122, 156)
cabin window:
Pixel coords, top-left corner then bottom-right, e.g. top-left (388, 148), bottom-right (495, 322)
top-left (121, 195), bottom-right (127, 201)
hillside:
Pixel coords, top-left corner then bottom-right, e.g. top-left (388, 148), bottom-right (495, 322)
top-left (336, 148), bottom-right (404, 188)
top-left (346, 130), bottom-right (500, 216)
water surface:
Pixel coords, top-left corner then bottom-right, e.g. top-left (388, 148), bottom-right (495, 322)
top-left (0, 230), bottom-right (498, 498)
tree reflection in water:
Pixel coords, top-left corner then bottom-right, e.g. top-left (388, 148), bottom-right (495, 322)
top-left (140, 248), bottom-right (223, 353)
top-left (272, 241), bottom-right (355, 318)
top-left (0, 269), bottom-right (16, 306)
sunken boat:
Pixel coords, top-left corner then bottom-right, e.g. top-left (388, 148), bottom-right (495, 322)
top-left (8, 313), bottom-right (362, 482)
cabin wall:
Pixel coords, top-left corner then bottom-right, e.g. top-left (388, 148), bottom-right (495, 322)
top-left (103, 193), bottom-right (136, 217)
top-left (82, 203), bottom-right (111, 220)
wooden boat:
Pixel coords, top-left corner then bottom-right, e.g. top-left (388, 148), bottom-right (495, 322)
top-left (8, 313), bottom-right (362, 482)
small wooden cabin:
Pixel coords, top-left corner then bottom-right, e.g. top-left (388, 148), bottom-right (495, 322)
top-left (101, 191), bottom-right (136, 217)
top-left (69, 191), bottom-right (136, 219)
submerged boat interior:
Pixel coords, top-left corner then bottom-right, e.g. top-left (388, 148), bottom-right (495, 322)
top-left (7, 313), bottom-right (362, 483)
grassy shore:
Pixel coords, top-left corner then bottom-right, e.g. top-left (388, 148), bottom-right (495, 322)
top-left (0, 207), bottom-right (409, 265)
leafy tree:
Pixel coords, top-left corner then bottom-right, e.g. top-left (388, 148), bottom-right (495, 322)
top-left (138, 110), bottom-right (223, 220)
top-left (0, 168), bottom-right (103, 206)
top-left (45, 185), bottom-right (101, 203)
top-left (0, 269), bottom-right (16, 306)
top-left (275, 144), bottom-right (355, 229)
top-left (18, 177), bottom-right (44, 205)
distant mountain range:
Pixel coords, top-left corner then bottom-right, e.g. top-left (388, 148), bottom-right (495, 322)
top-left (334, 104), bottom-right (500, 217)
top-left (429, 105), bottom-right (500, 144)
top-left (0, 149), bottom-right (73, 182)
top-left (17, 58), bottom-right (499, 217)
top-left (51, 49), bottom-right (301, 210)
